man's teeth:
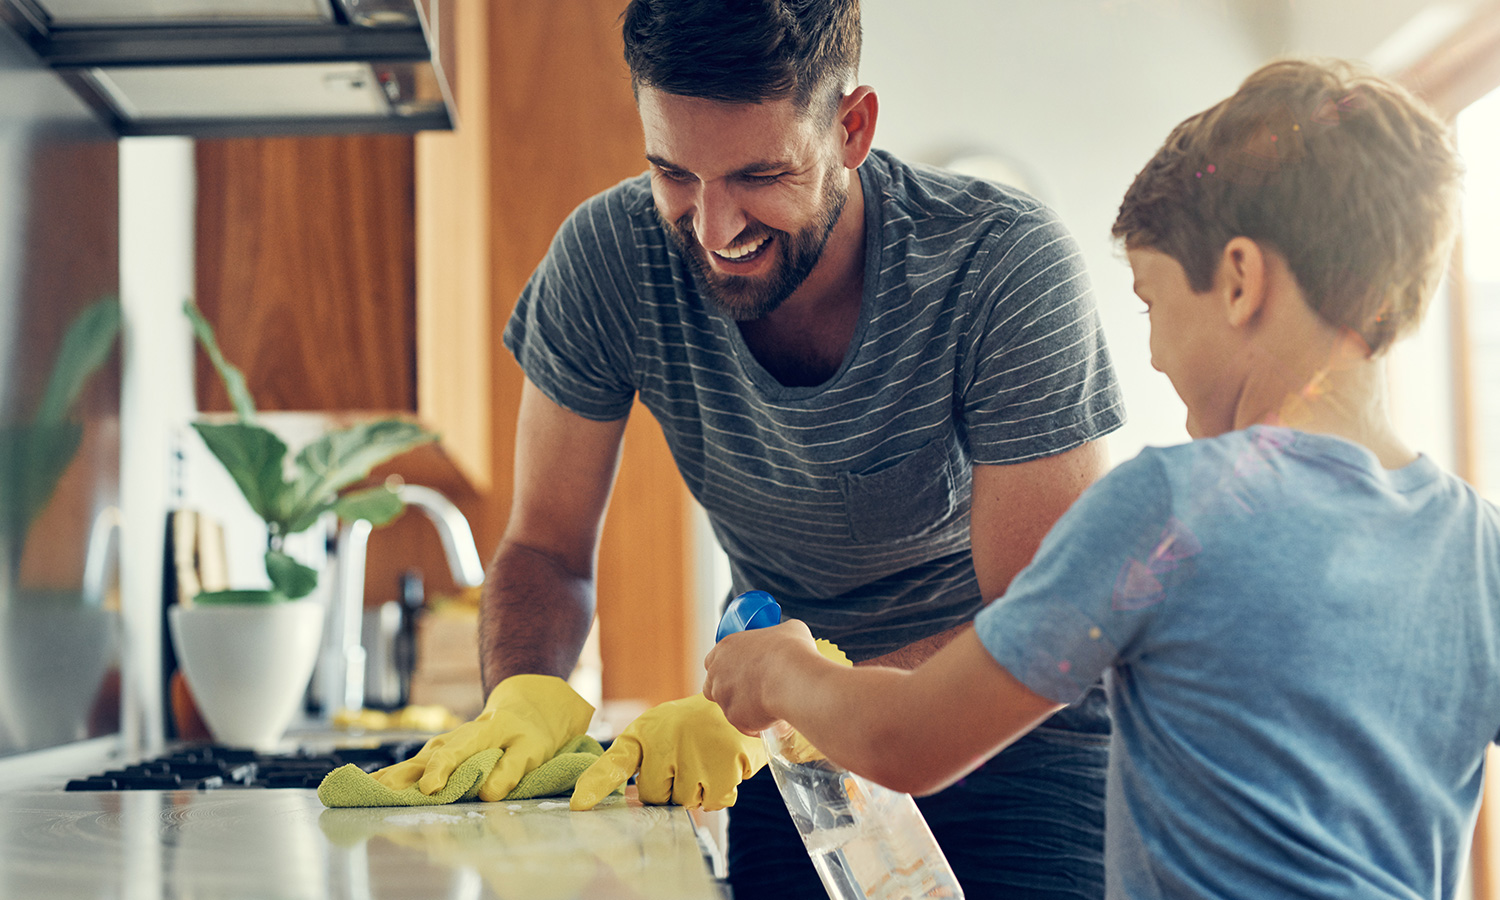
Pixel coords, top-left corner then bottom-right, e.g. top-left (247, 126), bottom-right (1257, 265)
top-left (715, 235), bottom-right (769, 260)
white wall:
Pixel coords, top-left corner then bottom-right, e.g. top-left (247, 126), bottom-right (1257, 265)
top-left (858, 0), bottom-right (1464, 464)
top-left (860, 1), bottom-right (1261, 460)
top-left (119, 137), bottom-right (197, 754)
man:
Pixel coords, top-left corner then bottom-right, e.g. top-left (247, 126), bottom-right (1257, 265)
top-left (376, 2), bottom-right (1124, 897)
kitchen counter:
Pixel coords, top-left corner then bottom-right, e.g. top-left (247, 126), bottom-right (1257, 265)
top-left (0, 784), bottom-right (727, 899)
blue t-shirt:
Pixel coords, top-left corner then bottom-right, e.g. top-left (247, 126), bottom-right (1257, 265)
top-left (977, 426), bottom-right (1500, 899)
top-left (505, 149), bottom-right (1123, 658)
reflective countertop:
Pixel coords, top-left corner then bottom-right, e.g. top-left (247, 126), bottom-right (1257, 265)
top-left (0, 784), bottom-right (726, 899)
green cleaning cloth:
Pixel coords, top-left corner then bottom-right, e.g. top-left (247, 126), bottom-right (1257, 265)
top-left (317, 735), bottom-right (612, 808)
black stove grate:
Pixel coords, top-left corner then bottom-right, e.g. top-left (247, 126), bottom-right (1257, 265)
top-left (65, 741), bottom-right (427, 792)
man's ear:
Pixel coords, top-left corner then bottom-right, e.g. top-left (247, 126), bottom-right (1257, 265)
top-left (837, 86), bottom-right (878, 170)
top-left (1217, 236), bottom-right (1268, 329)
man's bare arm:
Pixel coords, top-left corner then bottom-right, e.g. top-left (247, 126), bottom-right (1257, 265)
top-left (856, 441), bottom-right (1109, 672)
top-left (969, 440), bottom-right (1110, 604)
top-left (479, 380), bottom-right (629, 693)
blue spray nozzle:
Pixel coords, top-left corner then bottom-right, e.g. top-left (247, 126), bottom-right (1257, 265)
top-left (715, 590), bottom-right (782, 642)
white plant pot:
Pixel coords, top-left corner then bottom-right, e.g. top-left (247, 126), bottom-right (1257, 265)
top-left (168, 599), bottom-right (325, 749)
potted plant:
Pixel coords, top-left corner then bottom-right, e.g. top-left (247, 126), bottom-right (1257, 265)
top-left (170, 300), bottom-right (437, 748)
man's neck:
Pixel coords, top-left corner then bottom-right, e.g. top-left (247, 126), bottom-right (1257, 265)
top-left (738, 169), bottom-right (867, 387)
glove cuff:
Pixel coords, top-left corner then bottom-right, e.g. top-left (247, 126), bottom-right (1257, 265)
top-left (486, 674), bottom-right (595, 736)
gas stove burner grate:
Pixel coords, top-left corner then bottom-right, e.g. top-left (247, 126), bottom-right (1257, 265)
top-left (65, 740), bottom-right (427, 792)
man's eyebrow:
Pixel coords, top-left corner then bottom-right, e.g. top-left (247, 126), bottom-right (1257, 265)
top-left (644, 154), bottom-right (793, 177)
top-left (729, 158), bottom-right (792, 176)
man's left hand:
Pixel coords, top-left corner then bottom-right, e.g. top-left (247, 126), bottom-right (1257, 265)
top-left (569, 693), bottom-right (768, 811)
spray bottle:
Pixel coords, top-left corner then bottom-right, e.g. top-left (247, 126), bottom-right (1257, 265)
top-left (717, 590), bottom-right (964, 900)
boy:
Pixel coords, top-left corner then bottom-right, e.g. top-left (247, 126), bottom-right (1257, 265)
top-left (704, 57), bottom-right (1500, 899)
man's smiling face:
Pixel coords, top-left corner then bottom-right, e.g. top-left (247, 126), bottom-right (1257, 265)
top-left (638, 86), bottom-right (849, 321)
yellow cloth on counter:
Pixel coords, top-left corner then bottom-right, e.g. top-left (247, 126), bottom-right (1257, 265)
top-left (317, 735), bottom-right (612, 808)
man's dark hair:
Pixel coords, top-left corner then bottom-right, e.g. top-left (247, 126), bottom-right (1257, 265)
top-left (621, 0), bottom-right (861, 119)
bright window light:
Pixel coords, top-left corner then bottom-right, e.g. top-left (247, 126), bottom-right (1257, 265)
top-left (1457, 87), bottom-right (1500, 500)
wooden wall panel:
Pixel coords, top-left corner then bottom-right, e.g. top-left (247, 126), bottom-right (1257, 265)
top-left (415, 0), bottom-right (493, 495)
top-left (194, 135), bottom-right (416, 414)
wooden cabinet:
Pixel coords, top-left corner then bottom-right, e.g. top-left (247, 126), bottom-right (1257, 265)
top-left (193, 134), bottom-right (492, 491)
top-left (191, 0), bottom-right (700, 707)
top-left (195, 136), bottom-right (415, 414)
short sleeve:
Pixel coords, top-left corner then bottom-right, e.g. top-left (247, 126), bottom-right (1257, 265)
top-left (975, 451), bottom-right (1181, 703)
top-left (503, 190), bottom-right (642, 421)
top-left (962, 207), bottom-right (1124, 464)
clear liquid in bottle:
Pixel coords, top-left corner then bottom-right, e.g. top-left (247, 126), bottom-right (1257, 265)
top-left (716, 590), bottom-right (965, 900)
top-left (762, 721), bottom-right (964, 900)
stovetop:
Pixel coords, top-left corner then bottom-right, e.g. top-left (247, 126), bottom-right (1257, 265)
top-left (64, 740), bottom-right (426, 791)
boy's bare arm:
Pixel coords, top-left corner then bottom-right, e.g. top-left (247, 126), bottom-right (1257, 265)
top-left (705, 624), bottom-right (1062, 796)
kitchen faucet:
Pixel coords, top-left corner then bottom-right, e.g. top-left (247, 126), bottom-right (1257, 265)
top-left (313, 483), bottom-right (485, 717)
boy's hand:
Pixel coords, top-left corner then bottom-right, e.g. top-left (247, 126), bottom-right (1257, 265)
top-left (704, 620), bottom-right (835, 735)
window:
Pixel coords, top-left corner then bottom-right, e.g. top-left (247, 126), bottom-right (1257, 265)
top-left (1458, 90), bottom-right (1500, 501)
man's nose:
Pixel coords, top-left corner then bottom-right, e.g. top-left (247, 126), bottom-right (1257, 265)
top-left (693, 181), bottom-right (748, 251)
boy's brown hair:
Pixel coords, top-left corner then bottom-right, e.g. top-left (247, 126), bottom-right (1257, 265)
top-left (1112, 57), bottom-right (1462, 355)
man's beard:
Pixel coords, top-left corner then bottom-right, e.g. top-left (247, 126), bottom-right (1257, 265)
top-left (661, 173), bottom-right (848, 322)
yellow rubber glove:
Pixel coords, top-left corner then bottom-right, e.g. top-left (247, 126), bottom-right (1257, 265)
top-left (370, 673), bottom-right (594, 802)
top-left (813, 637), bottom-right (852, 667)
top-left (569, 692), bottom-right (767, 812)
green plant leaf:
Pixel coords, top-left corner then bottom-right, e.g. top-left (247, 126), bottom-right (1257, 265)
top-left (4, 295), bottom-right (120, 558)
top-left (191, 422), bottom-right (293, 526)
top-left (332, 485), bottom-right (406, 527)
top-left (183, 299), bottom-right (257, 422)
top-left (194, 588), bottom-right (290, 605)
top-left (35, 295), bottom-right (122, 426)
top-left (0, 422), bottom-right (82, 549)
top-left (280, 421), bottom-right (436, 533)
top-left (281, 498), bottom-right (338, 538)
top-left (265, 549), bottom-right (319, 600)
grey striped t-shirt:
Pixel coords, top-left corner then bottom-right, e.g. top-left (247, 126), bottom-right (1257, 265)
top-left (504, 148), bottom-right (1124, 659)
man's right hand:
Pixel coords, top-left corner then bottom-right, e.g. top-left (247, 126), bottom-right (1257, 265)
top-left (569, 693), bottom-right (768, 811)
top-left (370, 674), bottom-right (594, 802)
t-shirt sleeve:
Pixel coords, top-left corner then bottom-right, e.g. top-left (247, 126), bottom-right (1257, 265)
top-left (975, 451), bottom-right (1180, 703)
top-left (962, 206), bottom-right (1125, 464)
top-left (502, 191), bottom-right (641, 421)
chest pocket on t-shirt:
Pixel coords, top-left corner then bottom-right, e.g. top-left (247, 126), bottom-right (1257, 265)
top-left (838, 439), bottom-right (957, 544)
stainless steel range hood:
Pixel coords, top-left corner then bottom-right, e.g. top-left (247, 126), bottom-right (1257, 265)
top-left (0, 0), bottom-right (455, 137)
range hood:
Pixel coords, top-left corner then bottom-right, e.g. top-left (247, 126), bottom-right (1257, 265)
top-left (0, 0), bottom-right (455, 137)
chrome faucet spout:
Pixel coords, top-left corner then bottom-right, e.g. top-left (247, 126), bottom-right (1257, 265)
top-left (314, 483), bottom-right (484, 717)
top-left (393, 484), bottom-right (485, 587)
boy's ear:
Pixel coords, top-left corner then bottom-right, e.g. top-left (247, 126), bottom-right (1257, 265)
top-left (1216, 236), bottom-right (1268, 329)
top-left (837, 86), bottom-right (878, 170)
